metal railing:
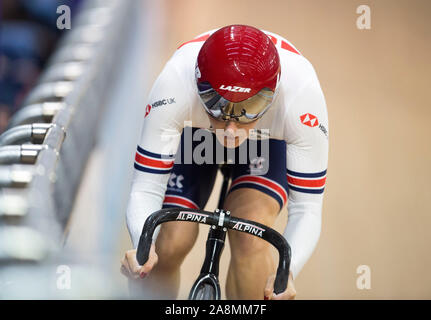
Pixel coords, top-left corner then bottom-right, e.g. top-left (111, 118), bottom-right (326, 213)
top-left (0, 0), bottom-right (135, 264)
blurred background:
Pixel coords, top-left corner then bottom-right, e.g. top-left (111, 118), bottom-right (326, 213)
top-left (0, 0), bottom-right (430, 299)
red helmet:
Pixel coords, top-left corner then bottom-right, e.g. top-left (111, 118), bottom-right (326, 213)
top-left (196, 25), bottom-right (281, 123)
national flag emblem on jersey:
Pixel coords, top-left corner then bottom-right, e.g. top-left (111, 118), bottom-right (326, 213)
top-left (287, 169), bottom-right (326, 194)
top-left (300, 113), bottom-right (319, 127)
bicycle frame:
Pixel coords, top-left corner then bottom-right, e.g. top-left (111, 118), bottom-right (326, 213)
top-left (187, 164), bottom-right (232, 299)
top-left (188, 223), bottom-right (226, 299)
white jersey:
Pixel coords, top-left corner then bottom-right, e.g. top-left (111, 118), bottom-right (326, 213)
top-left (126, 29), bottom-right (329, 279)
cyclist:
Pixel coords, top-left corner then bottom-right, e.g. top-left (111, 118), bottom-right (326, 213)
top-left (121, 25), bottom-right (328, 300)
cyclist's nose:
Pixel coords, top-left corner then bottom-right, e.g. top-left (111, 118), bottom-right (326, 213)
top-left (224, 121), bottom-right (238, 136)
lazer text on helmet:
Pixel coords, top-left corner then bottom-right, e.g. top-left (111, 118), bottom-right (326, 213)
top-left (219, 85), bottom-right (251, 93)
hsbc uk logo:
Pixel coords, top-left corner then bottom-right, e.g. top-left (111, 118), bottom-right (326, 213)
top-left (145, 104), bottom-right (151, 117)
top-left (152, 98), bottom-right (176, 108)
top-left (144, 98), bottom-right (176, 118)
top-left (300, 113), bottom-right (328, 138)
top-left (300, 113), bottom-right (319, 127)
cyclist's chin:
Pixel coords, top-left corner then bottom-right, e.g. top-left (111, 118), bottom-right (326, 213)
top-left (208, 115), bottom-right (258, 148)
top-left (216, 134), bottom-right (247, 148)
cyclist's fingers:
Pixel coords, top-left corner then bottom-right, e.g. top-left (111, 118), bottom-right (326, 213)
top-left (139, 244), bottom-right (158, 276)
top-left (264, 274), bottom-right (276, 300)
top-left (125, 251), bottom-right (143, 278)
top-left (272, 287), bottom-right (296, 300)
top-left (121, 256), bottom-right (131, 272)
top-left (120, 256), bottom-right (135, 279)
top-left (120, 264), bottom-right (129, 277)
top-left (141, 251), bottom-right (158, 276)
top-left (272, 276), bottom-right (296, 300)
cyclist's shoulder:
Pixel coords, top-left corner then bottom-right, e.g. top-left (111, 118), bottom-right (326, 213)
top-left (176, 29), bottom-right (216, 51)
top-left (262, 30), bottom-right (306, 63)
top-left (171, 29), bottom-right (217, 65)
top-left (258, 29), bottom-right (318, 90)
top-left (173, 27), bottom-right (314, 74)
top-left (161, 31), bottom-right (213, 86)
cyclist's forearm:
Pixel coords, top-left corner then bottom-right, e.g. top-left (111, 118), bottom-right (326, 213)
top-left (282, 200), bottom-right (322, 279)
top-left (126, 177), bottom-right (168, 248)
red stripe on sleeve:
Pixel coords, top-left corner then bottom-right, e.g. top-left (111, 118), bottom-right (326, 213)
top-left (287, 176), bottom-right (326, 188)
top-left (135, 153), bottom-right (174, 169)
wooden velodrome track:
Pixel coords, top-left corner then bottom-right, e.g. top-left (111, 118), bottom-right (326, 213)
top-left (66, 0), bottom-right (431, 299)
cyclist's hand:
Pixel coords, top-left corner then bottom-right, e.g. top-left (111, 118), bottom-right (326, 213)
top-left (120, 244), bottom-right (158, 279)
top-left (264, 271), bottom-right (296, 300)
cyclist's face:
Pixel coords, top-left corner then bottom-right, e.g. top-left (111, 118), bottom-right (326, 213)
top-left (208, 115), bottom-right (259, 148)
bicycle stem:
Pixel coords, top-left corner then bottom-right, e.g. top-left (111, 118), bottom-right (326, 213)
top-left (200, 227), bottom-right (226, 277)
